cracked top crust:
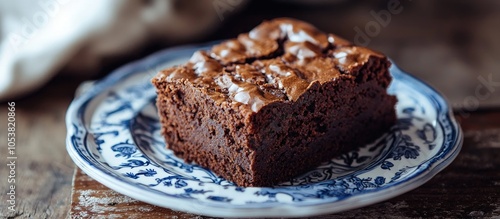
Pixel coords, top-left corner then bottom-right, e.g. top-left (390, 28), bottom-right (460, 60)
top-left (154, 18), bottom-right (386, 112)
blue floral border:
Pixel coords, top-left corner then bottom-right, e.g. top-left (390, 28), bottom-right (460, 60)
top-left (66, 41), bottom-right (463, 212)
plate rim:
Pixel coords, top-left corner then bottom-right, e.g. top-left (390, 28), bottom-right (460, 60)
top-left (65, 42), bottom-right (463, 217)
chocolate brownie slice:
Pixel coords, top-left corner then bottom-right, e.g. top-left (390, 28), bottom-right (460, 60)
top-left (152, 18), bottom-right (397, 187)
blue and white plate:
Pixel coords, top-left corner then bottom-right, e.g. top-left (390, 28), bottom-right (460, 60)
top-left (66, 42), bottom-right (463, 218)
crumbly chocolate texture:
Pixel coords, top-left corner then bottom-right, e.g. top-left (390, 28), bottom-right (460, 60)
top-left (152, 18), bottom-right (397, 187)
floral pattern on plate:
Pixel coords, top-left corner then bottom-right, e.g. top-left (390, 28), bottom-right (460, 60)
top-left (66, 43), bottom-right (462, 217)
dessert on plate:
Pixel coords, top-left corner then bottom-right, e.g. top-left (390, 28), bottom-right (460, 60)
top-left (152, 18), bottom-right (397, 187)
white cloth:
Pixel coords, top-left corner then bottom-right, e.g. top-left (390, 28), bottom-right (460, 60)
top-left (0, 0), bottom-right (230, 101)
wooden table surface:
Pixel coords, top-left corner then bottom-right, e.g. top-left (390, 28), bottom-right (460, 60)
top-left (1, 1), bottom-right (500, 218)
top-left (0, 77), bottom-right (499, 218)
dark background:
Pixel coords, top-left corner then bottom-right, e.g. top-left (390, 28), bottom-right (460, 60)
top-left (46, 0), bottom-right (500, 108)
top-left (208, 0), bottom-right (500, 109)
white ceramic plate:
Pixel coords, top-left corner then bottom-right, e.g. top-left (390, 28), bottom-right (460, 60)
top-left (66, 42), bottom-right (463, 218)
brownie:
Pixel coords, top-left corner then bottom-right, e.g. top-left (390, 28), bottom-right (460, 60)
top-left (152, 18), bottom-right (397, 187)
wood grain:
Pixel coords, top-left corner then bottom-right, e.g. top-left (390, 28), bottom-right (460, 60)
top-left (68, 112), bottom-right (500, 218)
top-left (0, 77), bottom-right (81, 219)
top-left (70, 169), bottom-right (199, 219)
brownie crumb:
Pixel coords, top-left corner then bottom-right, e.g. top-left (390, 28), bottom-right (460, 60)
top-left (152, 18), bottom-right (397, 187)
